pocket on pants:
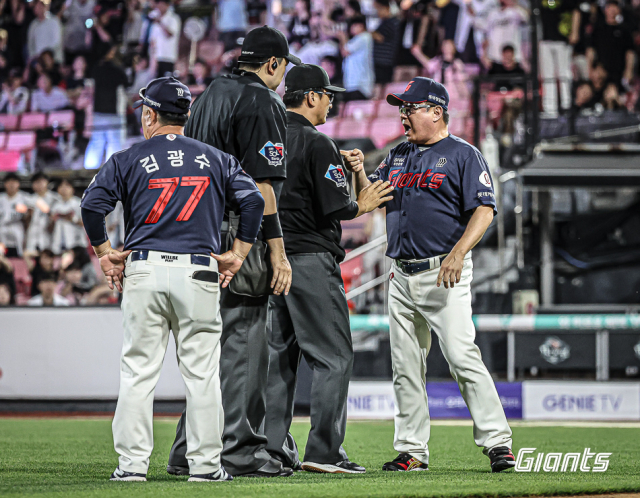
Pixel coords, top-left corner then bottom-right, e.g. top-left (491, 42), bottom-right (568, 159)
top-left (188, 274), bottom-right (220, 324)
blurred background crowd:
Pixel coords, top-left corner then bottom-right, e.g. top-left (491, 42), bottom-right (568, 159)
top-left (0, 0), bottom-right (639, 310)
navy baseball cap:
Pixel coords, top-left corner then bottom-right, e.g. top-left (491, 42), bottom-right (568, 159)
top-left (285, 64), bottom-right (345, 93)
top-left (239, 26), bottom-right (302, 66)
top-left (386, 77), bottom-right (449, 111)
top-left (133, 77), bottom-right (192, 114)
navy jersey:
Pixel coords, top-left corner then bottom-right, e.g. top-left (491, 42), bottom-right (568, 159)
top-left (81, 134), bottom-right (264, 254)
top-left (369, 135), bottom-right (497, 260)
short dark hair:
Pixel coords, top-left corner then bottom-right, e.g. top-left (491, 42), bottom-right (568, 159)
top-left (443, 109), bottom-right (450, 125)
top-left (3, 172), bottom-right (20, 183)
top-left (502, 44), bottom-right (515, 53)
top-left (31, 172), bottom-right (48, 183)
top-left (39, 271), bottom-right (58, 283)
top-left (238, 57), bottom-right (284, 73)
top-left (283, 89), bottom-right (307, 109)
top-left (351, 15), bottom-right (367, 27)
top-left (157, 98), bottom-right (191, 126)
top-left (375, 0), bottom-right (391, 7)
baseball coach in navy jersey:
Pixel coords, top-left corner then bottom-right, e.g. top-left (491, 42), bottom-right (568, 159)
top-left (263, 65), bottom-right (394, 475)
top-left (80, 77), bottom-right (265, 482)
top-left (344, 77), bottom-right (515, 473)
top-left (168, 26), bottom-right (301, 478)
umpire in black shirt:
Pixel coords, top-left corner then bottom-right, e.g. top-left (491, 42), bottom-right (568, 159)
top-left (167, 26), bottom-right (300, 478)
top-left (264, 64), bottom-right (393, 474)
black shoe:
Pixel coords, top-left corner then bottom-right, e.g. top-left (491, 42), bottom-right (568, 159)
top-left (236, 459), bottom-right (294, 477)
top-left (301, 460), bottom-right (366, 474)
top-left (488, 446), bottom-right (516, 473)
top-left (110, 467), bottom-right (147, 481)
top-left (167, 464), bottom-right (190, 476)
top-left (188, 467), bottom-right (233, 482)
top-left (382, 453), bottom-right (428, 472)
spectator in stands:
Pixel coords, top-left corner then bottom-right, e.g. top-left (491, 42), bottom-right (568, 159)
top-left (539, 0), bottom-right (580, 116)
top-left (27, 271), bottom-right (70, 306)
top-left (2, 0), bottom-right (30, 70)
top-left (288, 0), bottom-right (312, 48)
top-left (0, 173), bottom-right (29, 258)
top-left (483, 0), bottom-right (528, 66)
top-left (187, 59), bottom-right (213, 90)
top-left (50, 179), bottom-right (85, 254)
top-left (587, 0), bottom-right (635, 91)
top-left (590, 62), bottom-right (609, 104)
top-left (339, 16), bottom-right (374, 101)
top-left (437, 0), bottom-right (460, 47)
top-left (602, 83), bottom-right (623, 110)
top-left (454, 0), bottom-right (497, 63)
top-left (25, 172), bottom-right (58, 253)
top-left (27, 248), bottom-right (55, 296)
top-left (574, 81), bottom-right (595, 111)
top-left (84, 45), bottom-right (128, 169)
top-left (58, 259), bottom-right (84, 305)
top-left (66, 245), bottom-right (99, 293)
top-left (123, 0), bottom-right (144, 50)
top-left (27, 49), bottom-right (63, 87)
top-left (27, 0), bottom-right (63, 63)
top-left (148, 0), bottom-right (181, 78)
top-left (217, 0), bottom-right (248, 52)
top-left (31, 73), bottom-right (69, 112)
top-left (0, 70), bottom-right (29, 114)
top-left (372, 0), bottom-right (401, 85)
top-left (89, 5), bottom-right (115, 66)
top-left (0, 282), bottom-right (11, 306)
top-left (295, 22), bottom-right (340, 67)
top-left (397, 0), bottom-right (432, 69)
top-left (61, 0), bottom-right (95, 64)
top-left (0, 250), bottom-right (16, 304)
top-left (486, 44), bottom-right (526, 91)
top-left (0, 29), bottom-right (9, 84)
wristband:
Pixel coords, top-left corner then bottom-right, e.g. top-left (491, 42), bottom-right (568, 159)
top-left (262, 213), bottom-right (283, 240)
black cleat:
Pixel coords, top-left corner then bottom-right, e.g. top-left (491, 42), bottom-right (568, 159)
top-left (188, 467), bottom-right (233, 482)
top-left (301, 460), bottom-right (366, 474)
top-left (110, 467), bottom-right (147, 481)
top-left (236, 459), bottom-right (293, 477)
top-left (382, 453), bottom-right (428, 472)
top-left (488, 446), bottom-right (516, 473)
top-left (167, 464), bottom-right (190, 476)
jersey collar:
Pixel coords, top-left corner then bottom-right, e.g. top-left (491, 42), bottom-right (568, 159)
top-left (286, 110), bottom-right (316, 130)
top-left (231, 68), bottom-right (269, 89)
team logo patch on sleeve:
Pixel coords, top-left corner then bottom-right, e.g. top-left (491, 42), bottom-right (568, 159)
top-left (325, 164), bottom-right (347, 187)
top-left (479, 171), bottom-right (492, 188)
top-left (259, 141), bottom-right (285, 166)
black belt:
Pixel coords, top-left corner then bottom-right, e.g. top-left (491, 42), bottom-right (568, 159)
top-left (130, 250), bottom-right (211, 267)
top-left (395, 256), bottom-right (446, 275)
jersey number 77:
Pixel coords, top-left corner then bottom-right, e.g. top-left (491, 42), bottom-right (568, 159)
top-left (145, 176), bottom-right (210, 224)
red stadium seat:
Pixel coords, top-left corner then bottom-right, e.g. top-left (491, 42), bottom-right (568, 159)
top-left (0, 131), bottom-right (6, 148)
top-left (8, 257), bottom-right (32, 296)
top-left (376, 99), bottom-right (400, 118)
top-left (19, 112), bottom-right (47, 131)
top-left (316, 117), bottom-right (339, 137)
top-left (0, 151), bottom-right (22, 171)
top-left (370, 118), bottom-right (404, 149)
top-left (0, 114), bottom-right (19, 131)
top-left (6, 131), bottom-right (36, 151)
top-left (343, 100), bottom-right (377, 119)
top-left (336, 118), bottom-right (370, 140)
top-left (47, 110), bottom-right (75, 130)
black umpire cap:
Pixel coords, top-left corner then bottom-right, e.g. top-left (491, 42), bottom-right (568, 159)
top-left (133, 77), bottom-right (192, 114)
top-left (387, 77), bottom-right (449, 111)
top-left (239, 26), bottom-right (302, 66)
top-left (285, 64), bottom-right (345, 93)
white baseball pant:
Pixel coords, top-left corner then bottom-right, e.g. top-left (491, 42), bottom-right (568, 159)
top-left (112, 251), bottom-right (224, 475)
top-left (388, 253), bottom-right (512, 464)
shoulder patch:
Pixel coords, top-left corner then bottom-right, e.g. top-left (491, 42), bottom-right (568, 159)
top-left (259, 141), bottom-right (285, 166)
top-left (325, 164), bottom-right (347, 188)
top-left (479, 171), bottom-right (492, 188)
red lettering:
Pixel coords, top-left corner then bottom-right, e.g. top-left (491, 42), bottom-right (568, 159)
top-left (407, 173), bottom-right (422, 188)
top-left (418, 169), bottom-right (433, 188)
top-left (389, 169), bottom-right (402, 186)
top-left (397, 173), bottom-right (413, 188)
top-left (429, 173), bottom-right (446, 189)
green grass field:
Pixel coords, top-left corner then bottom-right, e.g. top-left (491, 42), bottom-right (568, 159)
top-left (0, 418), bottom-right (639, 498)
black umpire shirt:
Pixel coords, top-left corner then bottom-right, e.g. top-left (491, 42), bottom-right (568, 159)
top-left (279, 111), bottom-right (359, 262)
top-left (185, 69), bottom-right (287, 199)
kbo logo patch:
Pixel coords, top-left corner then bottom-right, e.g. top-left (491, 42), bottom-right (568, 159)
top-left (259, 141), bottom-right (284, 166)
top-left (325, 164), bottom-right (347, 188)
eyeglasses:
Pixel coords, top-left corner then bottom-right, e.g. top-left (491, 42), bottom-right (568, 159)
top-left (399, 104), bottom-right (434, 117)
top-left (305, 89), bottom-right (335, 103)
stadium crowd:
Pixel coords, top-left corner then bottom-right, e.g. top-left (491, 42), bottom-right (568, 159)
top-left (1, 0), bottom-right (639, 306)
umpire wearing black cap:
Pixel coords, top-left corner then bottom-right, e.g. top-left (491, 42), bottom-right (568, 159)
top-left (263, 65), bottom-right (393, 474)
top-left (167, 26), bottom-right (301, 478)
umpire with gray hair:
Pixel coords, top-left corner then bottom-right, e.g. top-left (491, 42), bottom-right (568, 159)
top-left (264, 64), bottom-right (394, 474)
